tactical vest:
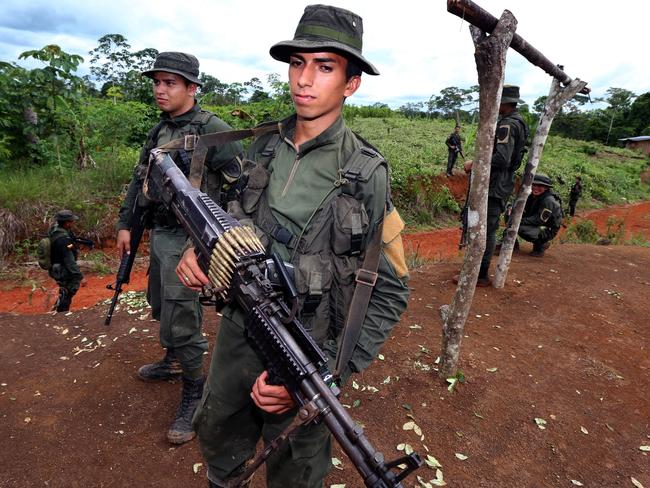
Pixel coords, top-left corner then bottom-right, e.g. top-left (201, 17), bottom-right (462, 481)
top-left (229, 133), bottom-right (389, 346)
top-left (508, 113), bottom-right (529, 173)
top-left (138, 110), bottom-right (222, 227)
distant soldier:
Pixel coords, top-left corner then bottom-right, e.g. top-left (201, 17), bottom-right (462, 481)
top-left (48, 210), bottom-right (84, 312)
top-left (445, 125), bottom-right (462, 176)
top-left (463, 85), bottom-right (529, 286)
top-left (568, 175), bottom-right (582, 216)
top-left (519, 174), bottom-right (563, 257)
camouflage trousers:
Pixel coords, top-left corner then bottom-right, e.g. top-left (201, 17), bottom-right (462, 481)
top-left (519, 224), bottom-right (556, 245)
top-left (50, 264), bottom-right (82, 312)
top-left (193, 309), bottom-right (332, 488)
top-left (148, 227), bottom-right (208, 373)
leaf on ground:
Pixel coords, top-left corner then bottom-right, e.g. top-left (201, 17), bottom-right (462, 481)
top-left (474, 412), bottom-right (484, 419)
top-left (454, 453), bottom-right (468, 461)
top-left (331, 457), bottom-right (344, 470)
top-left (352, 380), bottom-right (359, 390)
top-left (409, 324), bottom-right (422, 329)
top-left (486, 367), bottom-right (498, 373)
top-left (570, 480), bottom-right (583, 486)
top-left (534, 418), bottom-right (547, 429)
top-left (639, 445), bottom-right (650, 452)
top-left (580, 426), bottom-right (589, 435)
top-left (382, 376), bottom-right (391, 384)
top-left (446, 377), bottom-right (457, 392)
top-left (397, 443), bottom-right (405, 451)
top-left (330, 484), bottom-right (346, 488)
top-left (405, 444), bottom-right (414, 455)
top-left (352, 399), bottom-right (361, 408)
top-left (417, 475), bottom-right (433, 488)
top-left (403, 421), bottom-right (415, 431)
top-left (378, 354), bottom-right (385, 360)
top-left (366, 386), bottom-right (379, 393)
top-left (402, 403), bottom-right (412, 411)
top-left (431, 469), bottom-right (446, 486)
top-left (425, 454), bottom-right (442, 469)
top-left (414, 424), bottom-right (423, 436)
top-left (631, 477), bottom-right (644, 488)
top-left (192, 463), bottom-right (202, 474)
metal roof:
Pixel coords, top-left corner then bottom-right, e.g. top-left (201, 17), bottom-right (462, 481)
top-left (618, 136), bottom-right (650, 142)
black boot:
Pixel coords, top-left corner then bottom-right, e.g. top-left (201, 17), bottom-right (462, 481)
top-left (137, 349), bottom-right (182, 381)
top-left (530, 241), bottom-right (545, 257)
top-left (55, 288), bottom-right (71, 312)
top-left (167, 375), bottom-right (204, 444)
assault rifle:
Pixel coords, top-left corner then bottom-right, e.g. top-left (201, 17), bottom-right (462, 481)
top-left (144, 149), bottom-right (423, 487)
top-left (104, 201), bottom-right (148, 326)
top-left (73, 237), bottom-right (95, 249)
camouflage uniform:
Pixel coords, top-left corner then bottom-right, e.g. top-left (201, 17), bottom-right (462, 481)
top-left (519, 174), bottom-right (563, 255)
top-left (48, 212), bottom-right (83, 312)
top-left (445, 130), bottom-right (462, 176)
top-left (479, 86), bottom-right (529, 282)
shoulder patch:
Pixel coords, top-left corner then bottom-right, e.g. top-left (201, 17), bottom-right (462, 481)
top-left (382, 209), bottom-right (408, 278)
top-left (496, 125), bottom-right (510, 144)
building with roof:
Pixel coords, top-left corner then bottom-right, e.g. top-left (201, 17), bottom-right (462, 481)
top-left (618, 136), bottom-right (650, 155)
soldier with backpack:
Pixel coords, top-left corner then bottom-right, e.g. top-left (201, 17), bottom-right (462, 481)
top-left (115, 51), bottom-right (244, 445)
top-left (175, 5), bottom-right (410, 486)
top-left (519, 173), bottom-right (563, 257)
top-left (45, 210), bottom-right (84, 313)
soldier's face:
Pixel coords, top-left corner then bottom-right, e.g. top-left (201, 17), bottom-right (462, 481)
top-left (151, 72), bottom-right (197, 117)
top-left (531, 184), bottom-right (546, 196)
top-left (288, 52), bottom-right (360, 125)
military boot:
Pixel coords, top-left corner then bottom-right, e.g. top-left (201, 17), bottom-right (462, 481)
top-left (167, 375), bottom-right (204, 445)
top-left (529, 241), bottom-right (545, 257)
top-left (137, 349), bottom-right (182, 381)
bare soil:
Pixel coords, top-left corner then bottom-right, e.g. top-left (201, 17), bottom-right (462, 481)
top-left (1, 201), bottom-right (649, 488)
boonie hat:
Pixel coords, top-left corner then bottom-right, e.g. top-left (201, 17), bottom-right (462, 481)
top-left (532, 174), bottom-right (553, 187)
top-left (270, 4), bottom-right (379, 76)
top-left (501, 85), bottom-right (525, 104)
top-left (55, 209), bottom-right (79, 223)
top-left (142, 52), bottom-right (202, 86)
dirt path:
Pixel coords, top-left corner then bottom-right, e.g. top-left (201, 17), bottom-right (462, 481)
top-left (2, 242), bottom-right (648, 487)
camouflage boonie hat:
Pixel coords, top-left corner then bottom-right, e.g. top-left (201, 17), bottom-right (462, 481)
top-left (501, 85), bottom-right (525, 104)
top-left (532, 173), bottom-right (553, 187)
top-left (142, 52), bottom-right (202, 86)
top-left (270, 4), bottom-right (379, 76)
top-left (55, 209), bottom-right (79, 223)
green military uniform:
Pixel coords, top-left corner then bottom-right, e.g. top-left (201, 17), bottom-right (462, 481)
top-left (479, 86), bottom-right (529, 282)
top-left (194, 113), bottom-right (410, 487)
top-left (117, 102), bottom-right (243, 373)
top-left (48, 215), bottom-right (83, 312)
top-left (445, 129), bottom-right (462, 176)
top-left (519, 174), bottom-right (563, 255)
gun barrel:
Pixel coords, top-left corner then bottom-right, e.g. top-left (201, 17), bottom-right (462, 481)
top-left (447, 0), bottom-right (590, 94)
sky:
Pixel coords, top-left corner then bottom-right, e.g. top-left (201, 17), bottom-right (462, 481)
top-left (1, 0), bottom-right (648, 109)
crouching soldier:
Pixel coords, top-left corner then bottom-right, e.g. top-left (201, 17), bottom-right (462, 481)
top-left (519, 174), bottom-right (563, 257)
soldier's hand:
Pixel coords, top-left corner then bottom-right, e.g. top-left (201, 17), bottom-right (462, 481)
top-left (463, 160), bottom-right (473, 173)
top-left (116, 230), bottom-right (131, 255)
top-left (176, 247), bottom-right (208, 290)
top-left (251, 371), bottom-right (295, 414)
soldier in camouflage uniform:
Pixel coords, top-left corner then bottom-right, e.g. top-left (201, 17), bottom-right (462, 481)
top-left (115, 52), bottom-right (243, 445)
top-left (48, 210), bottom-right (84, 312)
top-left (176, 5), bottom-right (410, 487)
top-left (464, 85), bottom-right (529, 286)
top-left (445, 125), bottom-right (462, 176)
top-left (519, 173), bottom-right (563, 257)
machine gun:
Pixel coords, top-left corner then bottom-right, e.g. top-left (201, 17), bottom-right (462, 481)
top-left (104, 202), bottom-right (147, 326)
top-left (144, 148), bottom-right (423, 487)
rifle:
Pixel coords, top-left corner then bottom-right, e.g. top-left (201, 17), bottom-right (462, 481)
top-left (459, 170), bottom-right (471, 249)
top-left (144, 149), bottom-right (423, 487)
top-left (73, 237), bottom-right (95, 249)
top-left (104, 201), bottom-right (148, 326)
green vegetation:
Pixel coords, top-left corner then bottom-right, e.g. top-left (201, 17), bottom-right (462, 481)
top-left (1, 36), bottom-right (649, 261)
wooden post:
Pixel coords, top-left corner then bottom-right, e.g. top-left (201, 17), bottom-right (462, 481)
top-left (438, 10), bottom-right (517, 379)
top-left (493, 77), bottom-right (588, 288)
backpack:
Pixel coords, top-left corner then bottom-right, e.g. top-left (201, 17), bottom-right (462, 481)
top-left (37, 237), bottom-right (52, 270)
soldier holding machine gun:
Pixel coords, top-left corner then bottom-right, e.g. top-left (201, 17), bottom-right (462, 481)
top-left (112, 51), bottom-right (243, 445)
top-left (176, 4), bottom-right (416, 486)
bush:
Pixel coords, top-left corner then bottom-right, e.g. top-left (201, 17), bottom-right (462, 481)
top-left (562, 220), bottom-right (600, 243)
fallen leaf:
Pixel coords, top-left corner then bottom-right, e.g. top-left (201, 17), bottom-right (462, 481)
top-left (631, 477), bottom-right (644, 488)
top-left (425, 454), bottom-right (442, 469)
top-left (331, 457), bottom-right (344, 470)
top-left (431, 469), bottom-right (446, 486)
top-left (486, 367), bottom-right (498, 373)
top-left (474, 412), bottom-right (484, 419)
top-left (352, 381), bottom-right (359, 390)
top-left (192, 463), bottom-right (203, 474)
top-left (570, 480), bottom-right (583, 486)
top-left (330, 484), bottom-right (346, 488)
top-left (639, 445), bottom-right (650, 452)
top-left (403, 421), bottom-right (415, 431)
top-left (580, 426), bottom-right (588, 435)
top-left (454, 453), bottom-right (468, 461)
top-left (378, 354), bottom-right (385, 360)
top-left (534, 418), bottom-right (547, 430)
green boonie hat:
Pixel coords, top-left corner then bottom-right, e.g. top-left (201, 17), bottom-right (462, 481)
top-left (269, 4), bottom-right (379, 76)
top-left (501, 84), bottom-right (525, 104)
top-left (55, 209), bottom-right (79, 223)
top-left (532, 173), bottom-right (553, 187)
top-left (142, 52), bottom-right (202, 86)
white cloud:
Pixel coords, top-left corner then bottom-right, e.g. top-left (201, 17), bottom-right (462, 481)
top-left (0, 0), bottom-right (648, 107)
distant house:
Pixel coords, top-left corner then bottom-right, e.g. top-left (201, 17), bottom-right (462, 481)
top-left (619, 136), bottom-right (650, 155)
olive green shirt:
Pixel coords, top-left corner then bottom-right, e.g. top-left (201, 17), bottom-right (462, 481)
top-left (489, 111), bottom-right (528, 202)
top-left (239, 115), bottom-right (410, 380)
